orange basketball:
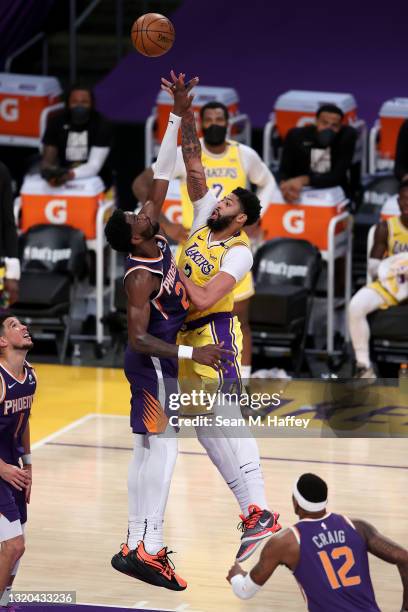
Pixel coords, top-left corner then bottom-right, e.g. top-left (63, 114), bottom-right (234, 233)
top-left (131, 13), bottom-right (175, 57)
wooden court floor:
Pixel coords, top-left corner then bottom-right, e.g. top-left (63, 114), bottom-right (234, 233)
top-left (14, 364), bottom-right (408, 612)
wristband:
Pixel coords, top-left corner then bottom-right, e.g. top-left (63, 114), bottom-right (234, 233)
top-left (178, 345), bottom-right (193, 359)
top-left (231, 573), bottom-right (261, 600)
top-left (21, 454), bottom-right (32, 465)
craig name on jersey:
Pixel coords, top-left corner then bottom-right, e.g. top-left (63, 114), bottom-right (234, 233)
top-left (311, 525), bottom-right (347, 549)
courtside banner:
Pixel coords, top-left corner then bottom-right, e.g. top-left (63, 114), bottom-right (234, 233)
top-left (152, 377), bottom-right (408, 438)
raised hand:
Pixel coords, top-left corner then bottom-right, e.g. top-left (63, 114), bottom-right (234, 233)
top-left (161, 70), bottom-right (199, 116)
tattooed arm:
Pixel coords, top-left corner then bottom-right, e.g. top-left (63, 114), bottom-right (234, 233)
top-left (181, 109), bottom-right (208, 202)
top-left (353, 519), bottom-right (408, 610)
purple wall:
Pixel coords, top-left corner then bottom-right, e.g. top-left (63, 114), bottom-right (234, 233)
top-left (95, 0), bottom-right (408, 128)
top-left (0, 0), bottom-right (55, 68)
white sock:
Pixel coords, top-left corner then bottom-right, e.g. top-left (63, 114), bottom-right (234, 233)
top-left (144, 516), bottom-right (164, 555)
top-left (240, 365), bottom-right (251, 380)
top-left (348, 287), bottom-right (385, 368)
top-left (142, 433), bottom-right (178, 555)
top-left (227, 436), bottom-right (269, 512)
top-left (195, 425), bottom-right (249, 513)
top-left (128, 434), bottom-right (148, 549)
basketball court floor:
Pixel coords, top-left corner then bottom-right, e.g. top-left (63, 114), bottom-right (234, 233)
top-left (14, 364), bottom-right (408, 612)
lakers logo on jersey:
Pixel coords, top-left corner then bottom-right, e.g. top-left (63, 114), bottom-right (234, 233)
top-left (387, 216), bottom-right (408, 255)
top-left (184, 242), bottom-right (214, 275)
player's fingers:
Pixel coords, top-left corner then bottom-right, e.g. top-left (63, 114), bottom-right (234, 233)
top-left (161, 77), bottom-right (173, 87)
top-left (186, 77), bottom-right (199, 92)
top-left (170, 69), bottom-right (178, 83)
top-left (160, 85), bottom-right (174, 96)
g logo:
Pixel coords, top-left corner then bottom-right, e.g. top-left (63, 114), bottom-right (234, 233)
top-left (0, 98), bottom-right (19, 122)
top-left (45, 199), bottom-right (67, 224)
top-left (283, 209), bottom-right (305, 234)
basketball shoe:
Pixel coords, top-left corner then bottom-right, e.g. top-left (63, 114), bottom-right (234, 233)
top-left (236, 504), bottom-right (281, 562)
top-left (111, 543), bottom-right (150, 582)
top-left (131, 540), bottom-right (187, 591)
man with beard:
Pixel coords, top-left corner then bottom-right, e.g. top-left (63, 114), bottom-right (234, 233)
top-left (0, 315), bottom-right (36, 608)
top-left (133, 102), bottom-right (276, 382)
top-left (160, 73), bottom-right (281, 565)
top-left (105, 73), bottom-right (232, 591)
top-left (41, 84), bottom-right (113, 187)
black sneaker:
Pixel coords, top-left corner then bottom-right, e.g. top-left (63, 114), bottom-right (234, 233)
top-left (236, 505), bottom-right (281, 562)
top-left (111, 543), bottom-right (151, 584)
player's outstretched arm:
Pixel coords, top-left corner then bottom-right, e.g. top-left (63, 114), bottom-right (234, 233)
top-left (126, 269), bottom-right (233, 369)
top-left (181, 108), bottom-right (208, 202)
top-left (227, 529), bottom-right (298, 600)
top-left (146, 72), bottom-right (198, 224)
top-left (353, 519), bottom-right (408, 611)
top-left (179, 269), bottom-right (235, 311)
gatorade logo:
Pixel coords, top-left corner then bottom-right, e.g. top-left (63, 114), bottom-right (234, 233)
top-left (45, 199), bottom-right (67, 224)
top-left (0, 98), bottom-right (19, 122)
top-left (283, 209), bottom-right (305, 234)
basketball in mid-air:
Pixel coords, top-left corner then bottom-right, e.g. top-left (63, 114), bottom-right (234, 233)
top-left (131, 13), bottom-right (175, 57)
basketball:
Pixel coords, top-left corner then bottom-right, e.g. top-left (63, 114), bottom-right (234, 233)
top-left (131, 13), bottom-right (175, 57)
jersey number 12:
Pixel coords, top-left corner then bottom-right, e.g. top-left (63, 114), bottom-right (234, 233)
top-left (318, 546), bottom-right (362, 589)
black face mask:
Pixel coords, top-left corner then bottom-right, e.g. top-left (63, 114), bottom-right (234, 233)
top-left (202, 124), bottom-right (227, 146)
top-left (316, 128), bottom-right (337, 148)
top-left (70, 105), bottom-right (91, 126)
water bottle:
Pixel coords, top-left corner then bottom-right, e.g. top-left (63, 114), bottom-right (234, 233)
top-left (71, 343), bottom-right (82, 366)
top-left (399, 363), bottom-right (408, 397)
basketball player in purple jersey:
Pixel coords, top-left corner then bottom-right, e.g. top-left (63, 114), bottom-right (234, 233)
top-left (0, 315), bottom-right (36, 609)
top-left (105, 74), bottom-right (232, 591)
top-left (228, 473), bottom-right (408, 611)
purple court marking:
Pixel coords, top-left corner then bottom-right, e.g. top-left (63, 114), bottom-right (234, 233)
top-left (8, 607), bottom-right (162, 611)
top-left (46, 441), bottom-right (408, 471)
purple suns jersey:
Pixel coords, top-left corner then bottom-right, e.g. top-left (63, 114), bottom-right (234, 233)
top-left (0, 361), bottom-right (37, 465)
top-left (291, 513), bottom-right (380, 612)
top-left (124, 235), bottom-right (189, 343)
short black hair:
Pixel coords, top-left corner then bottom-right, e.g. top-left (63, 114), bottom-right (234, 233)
top-left (232, 187), bottom-right (261, 226)
top-left (105, 209), bottom-right (132, 253)
top-left (316, 104), bottom-right (344, 120)
top-left (297, 473), bottom-right (328, 503)
top-left (0, 312), bottom-right (12, 335)
top-left (66, 82), bottom-right (95, 107)
top-left (399, 179), bottom-right (408, 193)
top-left (200, 101), bottom-right (229, 122)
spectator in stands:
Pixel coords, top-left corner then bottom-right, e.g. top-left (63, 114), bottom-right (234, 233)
top-left (395, 120), bottom-right (408, 182)
top-left (348, 180), bottom-right (408, 379)
top-left (279, 104), bottom-right (357, 202)
top-left (133, 100), bottom-right (277, 381)
top-left (0, 162), bottom-right (20, 306)
top-left (41, 84), bottom-right (113, 188)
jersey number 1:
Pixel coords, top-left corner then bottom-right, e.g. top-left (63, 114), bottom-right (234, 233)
top-left (318, 546), bottom-right (362, 589)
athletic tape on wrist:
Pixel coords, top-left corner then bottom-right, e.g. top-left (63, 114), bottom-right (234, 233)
top-left (231, 573), bottom-right (261, 599)
top-left (21, 454), bottom-right (32, 465)
top-left (293, 478), bottom-right (327, 512)
top-left (178, 345), bottom-right (193, 359)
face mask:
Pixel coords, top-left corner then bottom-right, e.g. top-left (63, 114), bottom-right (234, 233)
top-left (70, 105), bottom-right (91, 126)
top-left (316, 128), bottom-right (337, 148)
top-left (202, 124), bottom-right (227, 146)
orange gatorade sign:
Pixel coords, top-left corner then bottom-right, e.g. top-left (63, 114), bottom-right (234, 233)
top-left (0, 73), bottom-right (61, 138)
top-left (20, 175), bottom-right (105, 240)
top-left (261, 187), bottom-right (348, 252)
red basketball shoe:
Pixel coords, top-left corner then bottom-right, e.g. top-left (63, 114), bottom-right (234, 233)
top-left (236, 504), bottom-right (281, 562)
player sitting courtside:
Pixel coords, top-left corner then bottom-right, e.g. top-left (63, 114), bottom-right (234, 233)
top-left (105, 74), bottom-right (232, 591)
top-left (0, 315), bottom-right (36, 608)
top-left (227, 473), bottom-right (408, 612)
top-left (161, 71), bottom-right (281, 563)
